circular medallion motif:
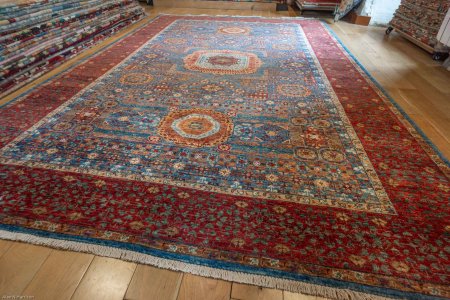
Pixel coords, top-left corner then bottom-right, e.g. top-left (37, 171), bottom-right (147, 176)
top-left (145, 53), bottom-right (158, 59)
top-left (291, 117), bottom-right (308, 126)
top-left (295, 147), bottom-right (317, 161)
top-left (119, 73), bottom-right (153, 85)
top-left (219, 27), bottom-right (250, 34)
top-left (53, 122), bottom-right (72, 131)
top-left (158, 109), bottom-right (233, 147)
top-left (313, 119), bottom-right (331, 128)
top-left (184, 50), bottom-right (262, 75)
top-left (172, 114), bottom-right (220, 139)
top-left (103, 100), bottom-right (118, 108)
top-left (321, 149), bottom-right (346, 163)
top-left (75, 124), bottom-right (93, 134)
top-left (277, 84), bottom-right (312, 98)
top-left (207, 56), bottom-right (240, 67)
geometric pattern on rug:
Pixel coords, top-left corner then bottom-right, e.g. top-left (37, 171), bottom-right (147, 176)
top-left (0, 20), bottom-right (394, 214)
top-left (0, 15), bottom-right (449, 300)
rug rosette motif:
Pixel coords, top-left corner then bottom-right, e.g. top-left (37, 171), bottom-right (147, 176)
top-left (158, 108), bottom-right (233, 147)
top-left (0, 15), bottom-right (449, 300)
top-left (184, 49), bottom-right (262, 75)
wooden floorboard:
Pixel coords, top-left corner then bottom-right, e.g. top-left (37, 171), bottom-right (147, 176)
top-left (284, 291), bottom-right (329, 300)
top-left (124, 265), bottom-right (183, 300)
top-left (0, 4), bottom-right (449, 300)
top-left (0, 240), bottom-right (12, 258)
top-left (70, 257), bottom-right (136, 300)
top-left (22, 250), bottom-right (93, 300)
top-left (0, 243), bottom-right (52, 296)
top-left (231, 283), bottom-right (283, 300)
top-left (177, 274), bottom-right (231, 300)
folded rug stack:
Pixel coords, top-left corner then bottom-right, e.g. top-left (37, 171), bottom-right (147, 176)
top-left (389, 0), bottom-right (450, 51)
top-left (295, 0), bottom-right (341, 11)
top-left (0, 0), bottom-right (145, 97)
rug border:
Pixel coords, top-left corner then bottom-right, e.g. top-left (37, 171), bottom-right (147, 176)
top-left (0, 15), bottom-right (448, 300)
top-left (1, 225), bottom-right (443, 300)
top-left (320, 21), bottom-right (449, 167)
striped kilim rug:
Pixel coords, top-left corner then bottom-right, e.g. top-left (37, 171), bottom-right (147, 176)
top-left (0, 15), bottom-right (449, 300)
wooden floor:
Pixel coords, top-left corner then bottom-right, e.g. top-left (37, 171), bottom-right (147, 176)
top-left (1, 4), bottom-right (449, 300)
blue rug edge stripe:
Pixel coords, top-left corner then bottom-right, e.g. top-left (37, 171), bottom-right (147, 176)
top-left (0, 223), bottom-right (443, 299)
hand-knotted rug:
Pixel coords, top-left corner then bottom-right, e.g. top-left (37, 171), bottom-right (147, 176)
top-left (0, 15), bottom-right (449, 300)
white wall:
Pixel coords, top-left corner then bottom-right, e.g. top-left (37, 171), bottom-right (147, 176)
top-left (356, 0), bottom-right (401, 26)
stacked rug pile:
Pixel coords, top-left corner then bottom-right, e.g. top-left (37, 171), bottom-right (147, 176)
top-left (389, 0), bottom-right (450, 52)
top-left (295, 0), bottom-right (341, 11)
top-left (0, 0), bottom-right (145, 97)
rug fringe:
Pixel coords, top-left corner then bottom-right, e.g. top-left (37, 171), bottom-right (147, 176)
top-left (0, 230), bottom-right (390, 300)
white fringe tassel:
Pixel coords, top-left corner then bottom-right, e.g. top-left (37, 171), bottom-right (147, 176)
top-left (0, 230), bottom-right (391, 300)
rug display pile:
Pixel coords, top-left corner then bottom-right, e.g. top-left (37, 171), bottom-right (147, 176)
top-left (0, 0), bottom-right (145, 97)
top-left (0, 15), bottom-right (449, 300)
top-left (334, 0), bottom-right (363, 20)
top-left (389, 0), bottom-right (450, 50)
top-left (295, 0), bottom-right (341, 11)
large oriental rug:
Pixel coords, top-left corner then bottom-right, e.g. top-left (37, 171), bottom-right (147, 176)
top-left (0, 15), bottom-right (449, 300)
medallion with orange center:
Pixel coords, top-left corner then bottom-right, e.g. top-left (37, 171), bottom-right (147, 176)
top-left (184, 50), bottom-right (262, 75)
top-left (158, 108), bottom-right (233, 147)
top-left (218, 27), bottom-right (251, 35)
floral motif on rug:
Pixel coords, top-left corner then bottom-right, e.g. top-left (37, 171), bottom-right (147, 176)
top-left (0, 15), bottom-right (449, 300)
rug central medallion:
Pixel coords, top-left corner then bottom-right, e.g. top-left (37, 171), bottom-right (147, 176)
top-left (184, 50), bottom-right (262, 75)
top-left (0, 20), bottom-right (394, 214)
top-left (158, 108), bottom-right (233, 147)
